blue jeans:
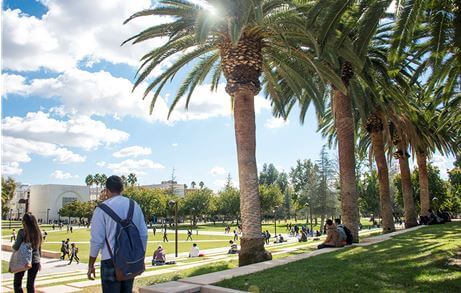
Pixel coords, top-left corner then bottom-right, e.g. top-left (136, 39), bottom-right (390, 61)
top-left (101, 259), bottom-right (134, 293)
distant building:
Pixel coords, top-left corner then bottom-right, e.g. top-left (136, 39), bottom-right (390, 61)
top-left (8, 184), bottom-right (91, 222)
top-left (142, 180), bottom-right (186, 197)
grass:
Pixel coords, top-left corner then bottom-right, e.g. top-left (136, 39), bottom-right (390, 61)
top-left (216, 222), bottom-right (461, 292)
top-left (2, 260), bottom-right (9, 273)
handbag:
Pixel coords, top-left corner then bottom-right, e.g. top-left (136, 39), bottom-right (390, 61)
top-left (9, 242), bottom-right (33, 273)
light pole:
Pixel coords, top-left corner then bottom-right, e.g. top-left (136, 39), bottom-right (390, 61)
top-left (273, 206), bottom-right (279, 236)
top-left (305, 202), bottom-right (313, 233)
top-left (191, 207), bottom-right (197, 235)
top-left (9, 209), bottom-right (13, 229)
top-left (168, 200), bottom-right (178, 258)
top-left (46, 208), bottom-right (51, 224)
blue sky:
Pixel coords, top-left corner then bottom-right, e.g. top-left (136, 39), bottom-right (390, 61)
top-left (1, 0), bottom-right (455, 190)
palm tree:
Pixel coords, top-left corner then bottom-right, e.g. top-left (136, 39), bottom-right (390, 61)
top-left (100, 174), bottom-right (108, 188)
top-left (199, 181), bottom-right (205, 189)
top-left (124, 0), bottom-right (347, 265)
top-left (191, 181), bottom-right (196, 189)
top-left (121, 175), bottom-right (128, 187)
top-left (85, 174), bottom-right (94, 187)
top-left (279, 0), bottom-right (394, 241)
top-left (93, 173), bottom-right (102, 199)
top-left (128, 173), bottom-right (138, 186)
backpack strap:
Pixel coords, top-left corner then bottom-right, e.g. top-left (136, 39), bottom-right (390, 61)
top-left (98, 203), bottom-right (122, 223)
top-left (126, 199), bottom-right (135, 222)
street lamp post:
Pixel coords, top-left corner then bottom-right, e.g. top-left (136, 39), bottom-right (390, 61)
top-left (273, 206), bottom-right (279, 236)
top-left (47, 208), bottom-right (51, 224)
top-left (9, 209), bottom-right (13, 229)
top-left (168, 200), bottom-right (179, 258)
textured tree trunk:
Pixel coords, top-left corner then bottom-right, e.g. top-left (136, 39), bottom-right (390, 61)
top-left (233, 86), bottom-right (271, 266)
top-left (333, 88), bottom-right (359, 242)
top-left (416, 151), bottom-right (430, 217)
top-left (370, 130), bottom-right (395, 233)
top-left (396, 145), bottom-right (418, 228)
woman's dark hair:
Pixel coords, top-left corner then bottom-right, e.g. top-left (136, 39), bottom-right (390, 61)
top-left (22, 213), bottom-right (42, 249)
top-left (326, 219), bottom-right (333, 226)
top-left (106, 175), bottom-right (124, 193)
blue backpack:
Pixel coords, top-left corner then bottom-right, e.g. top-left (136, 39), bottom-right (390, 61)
top-left (98, 199), bottom-right (145, 281)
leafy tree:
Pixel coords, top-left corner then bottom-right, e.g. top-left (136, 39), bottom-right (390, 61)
top-left (2, 177), bottom-right (16, 219)
top-left (259, 163), bottom-right (279, 186)
top-left (259, 184), bottom-right (283, 217)
top-left (124, 187), bottom-right (169, 222)
top-left (358, 171), bottom-right (380, 217)
top-left (181, 188), bottom-right (214, 223)
top-left (217, 185), bottom-right (240, 223)
top-left (58, 199), bottom-right (80, 220)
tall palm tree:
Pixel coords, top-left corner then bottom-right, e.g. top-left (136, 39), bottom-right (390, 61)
top-left (279, 0), bottom-right (394, 241)
top-left (93, 173), bottom-right (102, 199)
top-left (128, 173), bottom-right (138, 186)
top-left (121, 175), bottom-right (128, 187)
top-left (191, 181), bottom-right (196, 189)
top-left (85, 174), bottom-right (94, 187)
top-left (124, 0), bottom-right (347, 265)
top-left (100, 174), bottom-right (108, 188)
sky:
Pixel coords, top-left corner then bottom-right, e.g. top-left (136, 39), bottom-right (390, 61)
top-left (1, 0), bottom-right (455, 191)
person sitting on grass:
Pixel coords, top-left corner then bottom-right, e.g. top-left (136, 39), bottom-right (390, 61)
top-left (317, 219), bottom-right (345, 249)
top-left (153, 245), bottom-right (166, 265)
top-left (228, 240), bottom-right (239, 254)
top-left (189, 243), bottom-right (200, 258)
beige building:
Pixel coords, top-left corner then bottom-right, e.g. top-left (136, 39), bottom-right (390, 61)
top-left (8, 184), bottom-right (91, 222)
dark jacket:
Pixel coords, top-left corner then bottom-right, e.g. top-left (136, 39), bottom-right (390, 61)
top-left (12, 229), bottom-right (41, 264)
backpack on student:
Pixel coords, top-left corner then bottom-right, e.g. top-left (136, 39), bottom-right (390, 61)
top-left (98, 199), bottom-right (145, 281)
top-left (337, 226), bottom-right (347, 242)
top-left (343, 225), bottom-right (353, 245)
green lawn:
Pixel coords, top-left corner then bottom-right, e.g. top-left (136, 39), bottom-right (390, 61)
top-left (2, 260), bottom-right (9, 273)
top-left (217, 222), bottom-right (461, 292)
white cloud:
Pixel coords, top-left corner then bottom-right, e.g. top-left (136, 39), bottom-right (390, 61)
top-left (2, 111), bottom-right (129, 150)
top-left (97, 161), bottom-right (107, 167)
top-left (265, 117), bottom-right (289, 129)
top-left (104, 159), bottom-right (165, 175)
top-left (3, 72), bottom-right (271, 123)
top-left (2, 136), bottom-right (86, 165)
top-left (2, 162), bottom-right (23, 176)
top-left (210, 166), bottom-right (227, 176)
top-left (113, 146), bottom-right (152, 158)
top-left (51, 170), bottom-right (79, 179)
top-left (2, 0), bottom-right (169, 72)
top-left (172, 143), bottom-right (179, 147)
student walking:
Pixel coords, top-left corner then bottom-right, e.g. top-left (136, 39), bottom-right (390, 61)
top-left (13, 213), bottom-right (42, 293)
top-left (88, 175), bottom-right (148, 293)
top-left (163, 231), bottom-right (169, 242)
top-left (68, 243), bottom-right (80, 264)
top-left (11, 229), bottom-right (16, 242)
top-left (186, 229), bottom-right (193, 241)
top-left (60, 240), bottom-right (67, 260)
top-left (233, 230), bottom-right (238, 241)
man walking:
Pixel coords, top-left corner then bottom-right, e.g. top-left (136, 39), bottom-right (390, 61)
top-left (88, 175), bottom-right (148, 293)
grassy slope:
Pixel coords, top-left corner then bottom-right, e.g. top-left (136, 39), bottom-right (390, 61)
top-left (217, 222), bottom-right (461, 293)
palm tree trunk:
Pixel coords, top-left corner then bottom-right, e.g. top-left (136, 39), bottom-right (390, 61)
top-left (370, 131), bottom-right (395, 233)
top-left (416, 151), bottom-right (430, 217)
top-left (397, 146), bottom-right (418, 228)
top-left (233, 86), bottom-right (271, 266)
top-left (333, 89), bottom-right (359, 242)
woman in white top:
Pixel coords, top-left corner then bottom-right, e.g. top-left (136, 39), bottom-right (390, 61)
top-left (189, 243), bottom-right (200, 257)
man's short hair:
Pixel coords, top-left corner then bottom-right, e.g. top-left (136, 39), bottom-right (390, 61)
top-left (326, 219), bottom-right (333, 226)
top-left (106, 175), bottom-right (124, 193)
top-left (193, 243), bottom-right (197, 247)
top-left (334, 219), bottom-right (341, 224)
